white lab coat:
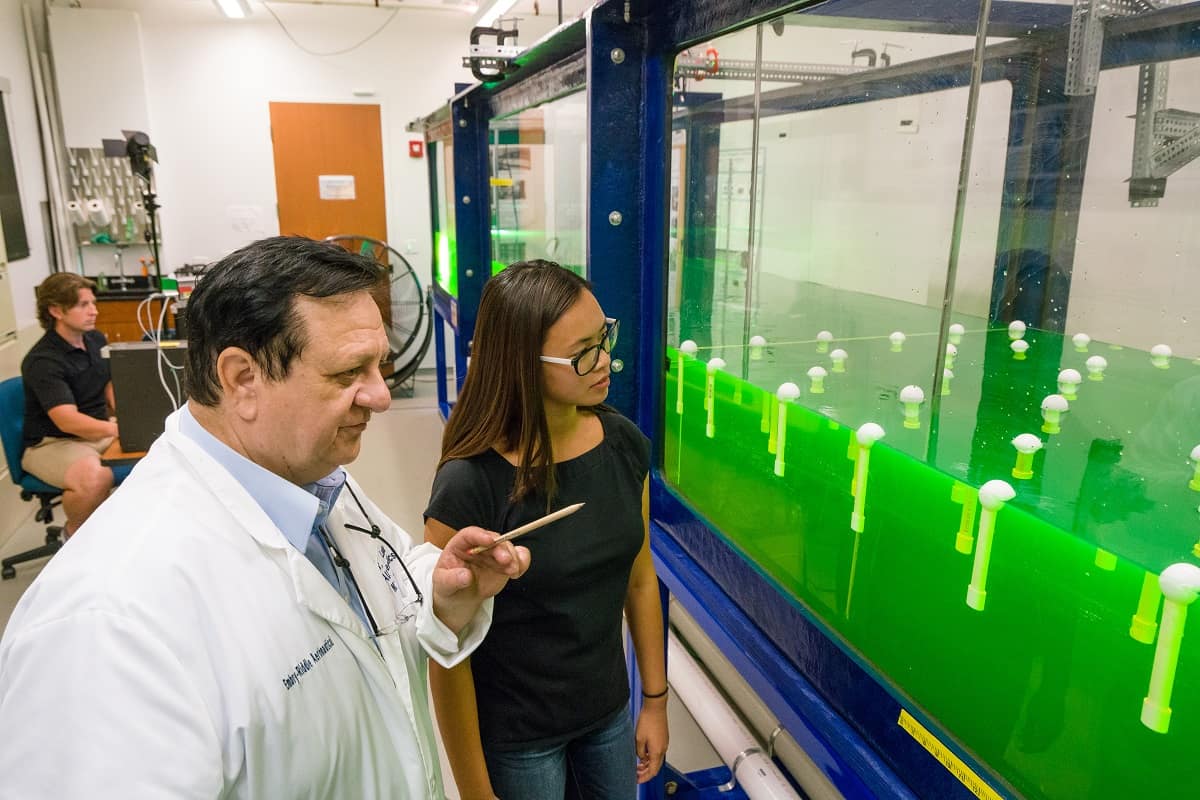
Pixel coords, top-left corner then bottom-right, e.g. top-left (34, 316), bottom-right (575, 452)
top-left (0, 412), bottom-right (491, 799)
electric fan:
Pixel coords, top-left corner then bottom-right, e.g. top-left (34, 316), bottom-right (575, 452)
top-left (324, 235), bottom-right (432, 392)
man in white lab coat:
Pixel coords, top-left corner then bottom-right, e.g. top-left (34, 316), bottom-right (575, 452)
top-left (0, 236), bottom-right (530, 799)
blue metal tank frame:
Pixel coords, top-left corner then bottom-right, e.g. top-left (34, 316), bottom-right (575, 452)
top-left (413, 0), bottom-right (1200, 796)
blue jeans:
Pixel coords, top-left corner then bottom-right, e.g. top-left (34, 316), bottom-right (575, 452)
top-left (484, 707), bottom-right (636, 800)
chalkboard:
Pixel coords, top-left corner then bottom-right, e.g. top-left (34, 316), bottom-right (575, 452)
top-left (0, 89), bottom-right (30, 262)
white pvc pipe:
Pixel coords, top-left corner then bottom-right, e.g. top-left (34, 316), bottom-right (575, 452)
top-left (668, 634), bottom-right (803, 800)
top-left (670, 604), bottom-right (844, 800)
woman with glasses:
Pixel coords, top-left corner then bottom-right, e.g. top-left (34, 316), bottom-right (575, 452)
top-left (424, 260), bottom-right (668, 799)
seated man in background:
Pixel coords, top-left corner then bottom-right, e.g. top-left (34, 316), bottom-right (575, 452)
top-left (20, 272), bottom-right (118, 537)
top-left (0, 236), bottom-right (530, 799)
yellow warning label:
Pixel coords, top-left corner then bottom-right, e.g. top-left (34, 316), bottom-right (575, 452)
top-left (897, 709), bottom-right (1002, 800)
top-left (489, 177), bottom-right (514, 187)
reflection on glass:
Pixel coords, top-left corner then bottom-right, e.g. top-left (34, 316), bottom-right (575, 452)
top-left (489, 92), bottom-right (587, 276)
top-left (663, 8), bottom-right (1200, 800)
top-left (433, 139), bottom-right (457, 296)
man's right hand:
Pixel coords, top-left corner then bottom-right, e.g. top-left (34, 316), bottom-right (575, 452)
top-left (431, 527), bottom-right (530, 633)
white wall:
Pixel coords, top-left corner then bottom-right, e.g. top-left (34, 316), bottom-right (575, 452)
top-left (748, 81), bottom-right (1009, 319)
top-left (46, 0), bottom-right (563, 292)
top-left (688, 24), bottom-right (1010, 325)
top-left (48, 7), bottom-right (151, 149)
top-left (685, 18), bottom-right (1200, 356)
top-left (0, 0), bottom-right (56, 333)
top-left (1067, 59), bottom-right (1200, 357)
top-left (119, 1), bottom-right (477, 285)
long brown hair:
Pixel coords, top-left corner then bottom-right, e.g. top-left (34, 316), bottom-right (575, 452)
top-left (440, 260), bottom-right (591, 505)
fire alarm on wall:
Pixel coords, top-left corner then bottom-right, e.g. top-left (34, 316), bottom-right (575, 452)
top-left (408, 140), bottom-right (424, 158)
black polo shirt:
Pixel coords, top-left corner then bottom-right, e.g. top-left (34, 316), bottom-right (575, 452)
top-left (21, 328), bottom-right (111, 447)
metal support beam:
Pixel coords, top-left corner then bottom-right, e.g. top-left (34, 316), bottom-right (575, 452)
top-left (487, 51), bottom-right (586, 120)
top-left (786, 0), bottom-right (1072, 37)
top-left (448, 94), bottom-right (491, 394)
top-left (1130, 60), bottom-right (1170, 204)
top-left (675, 53), bottom-right (866, 82)
top-left (587, 0), bottom-right (670, 438)
top-left (665, 0), bottom-right (1074, 47)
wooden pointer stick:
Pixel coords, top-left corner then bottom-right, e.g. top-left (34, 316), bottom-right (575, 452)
top-left (467, 502), bottom-right (585, 555)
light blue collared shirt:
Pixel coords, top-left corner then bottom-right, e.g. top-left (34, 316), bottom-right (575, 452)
top-left (178, 404), bottom-right (373, 632)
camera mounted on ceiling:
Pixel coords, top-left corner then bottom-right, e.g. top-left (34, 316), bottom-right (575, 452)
top-left (464, 21), bottom-right (522, 83)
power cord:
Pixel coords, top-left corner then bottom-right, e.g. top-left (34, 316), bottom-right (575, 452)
top-left (136, 293), bottom-right (185, 411)
top-left (262, 2), bottom-right (400, 57)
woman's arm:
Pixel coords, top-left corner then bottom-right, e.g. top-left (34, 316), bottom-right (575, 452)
top-left (624, 478), bottom-right (669, 783)
top-left (426, 517), bottom-right (498, 800)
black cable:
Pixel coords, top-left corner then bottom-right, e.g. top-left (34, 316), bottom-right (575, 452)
top-left (261, 1), bottom-right (400, 57)
top-left (343, 483), bottom-right (423, 607)
top-left (316, 524), bottom-right (383, 635)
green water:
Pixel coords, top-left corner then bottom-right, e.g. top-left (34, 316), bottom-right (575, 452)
top-left (662, 318), bottom-right (1200, 798)
top-left (435, 229), bottom-right (457, 297)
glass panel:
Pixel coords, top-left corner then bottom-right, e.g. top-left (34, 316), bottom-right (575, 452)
top-left (489, 91), bottom-right (587, 276)
top-left (944, 7), bottom-right (1200, 798)
top-left (433, 138), bottom-right (457, 297)
top-left (663, 4), bottom-right (1200, 799)
top-left (669, 27), bottom-right (761, 350)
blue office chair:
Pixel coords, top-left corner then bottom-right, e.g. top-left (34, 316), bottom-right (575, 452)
top-left (0, 376), bottom-right (131, 580)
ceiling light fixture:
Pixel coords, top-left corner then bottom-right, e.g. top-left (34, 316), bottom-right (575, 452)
top-left (213, 0), bottom-right (252, 20)
top-left (476, 0), bottom-right (519, 28)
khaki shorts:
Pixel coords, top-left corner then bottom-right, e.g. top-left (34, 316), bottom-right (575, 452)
top-left (21, 434), bottom-right (114, 489)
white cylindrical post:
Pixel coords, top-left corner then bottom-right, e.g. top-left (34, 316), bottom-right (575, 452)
top-left (1011, 433), bottom-right (1042, 480)
top-left (1041, 394), bottom-right (1069, 435)
top-left (807, 366), bottom-right (827, 395)
top-left (705, 357), bottom-right (725, 438)
top-left (676, 340), bottom-right (697, 415)
top-left (900, 385), bottom-right (925, 430)
top-left (774, 383), bottom-right (801, 477)
top-left (1151, 343), bottom-right (1172, 369)
top-left (816, 330), bottom-right (833, 354)
top-left (749, 334), bottom-right (766, 361)
top-left (1141, 564), bottom-right (1200, 733)
top-left (829, 348), bottom-right (848, 373)
top-left (850, 423), bottom-right (885, 533)
top-left (1057, 368), bottom-right (1081, 401)
top-left (966, 480), bottom-right (1016, 611)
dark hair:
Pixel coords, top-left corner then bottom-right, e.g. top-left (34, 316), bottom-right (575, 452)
top-left (36, 273), bottom-right (96, 330)
top-left (185, 236), bottom-right (384, 406)
top-left (440, 259), bottom-right (592, 506)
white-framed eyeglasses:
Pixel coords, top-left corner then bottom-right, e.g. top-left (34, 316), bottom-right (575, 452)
top-left (539, 318), bottom-right (619, 376)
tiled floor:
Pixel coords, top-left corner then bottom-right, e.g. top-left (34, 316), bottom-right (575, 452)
top-left (0, 372), bottom-right (719, 797)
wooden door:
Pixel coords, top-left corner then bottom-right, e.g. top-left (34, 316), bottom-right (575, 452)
top-left (268, 102), bottom-right (387, 242)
